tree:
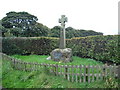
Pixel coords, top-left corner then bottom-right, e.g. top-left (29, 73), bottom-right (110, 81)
top-left (1, 11), bottom-right (38, 37)
top-left (1, 11), bottom-right (103, 37)
top-left (49, 26), bottom-right (103, 39)
top-left (0, 20), bottom-right (7, 37)
top-left (1, 11), bottom-right (50, 37)
top-left (49, 26), bottom-right (61, 37)
top-left (21, 23), bottom-right (50, 37)
top-left (65, 27), bottom-right (76, 38)
top-left (4, 30), bottom-right (14, 37)
top-left (2, 11), bottom-right (38, 29)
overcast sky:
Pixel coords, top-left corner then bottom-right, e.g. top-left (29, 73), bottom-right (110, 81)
top-left (0, 0), bottom-right (119, 35)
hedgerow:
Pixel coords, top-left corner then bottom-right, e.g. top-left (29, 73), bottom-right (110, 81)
top-left (67, 35), bottom-right (119, 64)
top-left (2, 35), bottom-right (120, 64)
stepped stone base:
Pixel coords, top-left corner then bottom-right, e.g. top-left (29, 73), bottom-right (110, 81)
top-left (50, 48), bottom-right (72, 63)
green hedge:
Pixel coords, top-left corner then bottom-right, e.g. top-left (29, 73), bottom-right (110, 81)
top-left (2, 37), bottom-right (59, 55)
top-left (2, 35), bottom-right (120, 64)
top-left (67, 35), bottom-right (119, 64)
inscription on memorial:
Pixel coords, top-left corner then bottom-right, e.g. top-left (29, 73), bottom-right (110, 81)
top-left (53, 52), bottom-right (62, 59)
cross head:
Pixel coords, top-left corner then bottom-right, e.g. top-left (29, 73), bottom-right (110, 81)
top-left (59, 15), bottom-right (68, 27)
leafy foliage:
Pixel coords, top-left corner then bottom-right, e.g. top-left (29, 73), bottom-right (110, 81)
top-left (49, 26), bottom-right (61, 38)
top-left (67, 35), bottom-right (119, 64)
top-left (1, 11), bottom-right (50, 37)
top-left (2, 35), bottom-right (120, 64)
top-left (2, 37), bottom-right (59, 55)
top-left (49, 26), bottom-right (103, 39)
top-left (2, 11), bottom-right (38, 29)
top-left (104, 76), bottom-right (118, 88)
top-left (1, 11), bottom-right (103, 38)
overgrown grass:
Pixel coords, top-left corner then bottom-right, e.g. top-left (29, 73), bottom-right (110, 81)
top-left (11, 55), bottom-right (103, 65)
top-left (11, 55), bottom-right (104, 76)
top-left (2, 59), bottom-right (116, 88)
top-left (2, 55), bottom-right (119, 88)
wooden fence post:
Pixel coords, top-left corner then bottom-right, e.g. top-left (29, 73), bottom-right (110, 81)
top-left (75, 65), bottom-right (78, 82)
top-left (103, 65), bottom-right (106, 80)
top-left (21, 61), bottom-right (24, 71)
top-left (18, 61), bottom-right (20, 70)
top-left (71, 65), bottom-right (74, 82)
top-left (79, 64), bottom-right (82, 83)
top-left (44, 63), bottom-right (47, 73)
top-left (15, 60), bottom-right (18, 70)
top-left (67, 65), bottom-right (70, 81)
top-left (92, 65), bottom-right (94, 82)
top-left (13, 59), bottom-right (15, 69)
top-left (54, 64), bottom-right (56, 75)
top-left (109, 65), bottom-right (112, 77)
top-left (49, 64), bottom-right (52, 73)
top-left (59, 65), bottom-right (62, 75)
top-left (38, 63), bottom-right (41, 71)
top-left (86, 65), bottom-right (88, 82)
top-left (52, 64), bottom-right (54, 74)
top-left (113, 64), bottom-right (116, 78)
top-left (30, 62), bottom-right (32, 71)
top-left (96, 65), bottom-right (99, 81)
top-left (65, 65), bottom-right (68, 79)
top-left (88, 64), bottom-right (90, 83)
top-left (55, 64), bottom-right (58, 76)
top-left (100, 65), bottom-right (103, 80)
top-left (83, 65), bottom-right (86, 82)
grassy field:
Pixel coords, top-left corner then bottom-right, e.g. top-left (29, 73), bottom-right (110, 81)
top-left (11, 55), bottom-right (103, 65)
top-left (2, 55), bottom-right (119, 88)
top-left (1, 59), bottom-right (112, 88)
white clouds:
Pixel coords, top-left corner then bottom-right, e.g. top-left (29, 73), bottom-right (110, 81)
top-left (0, 0), bottom-right (119, 35)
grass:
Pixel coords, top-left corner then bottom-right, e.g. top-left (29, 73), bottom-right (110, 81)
top-left (11, 55), bottom-right (104, 77)
top-left (2, 55), bottom-right (119, 88)
top-left (2, 59), bottom-right (110, 88)
top-left (11, 55), bottom-right (103, 65)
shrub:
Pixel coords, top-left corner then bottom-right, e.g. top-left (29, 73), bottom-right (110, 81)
top-left (67, 35), bottom-right (119, 64)
top-left (2, 37), bottom-right (59, 55)
top-left (104, 76), bottom-right (118, 88)
top-left (2, 35), bottom-right (120, 64)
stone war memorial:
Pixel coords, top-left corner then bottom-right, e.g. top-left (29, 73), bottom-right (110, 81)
top-left (48, 15), bottom-right (72, 63)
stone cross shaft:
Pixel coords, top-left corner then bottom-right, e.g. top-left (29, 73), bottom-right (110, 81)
top-left (59, 15), bottom-right (68, 49)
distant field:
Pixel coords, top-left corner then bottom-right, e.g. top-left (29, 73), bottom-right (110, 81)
top-left (11, 55), bottom-right (103, 65)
